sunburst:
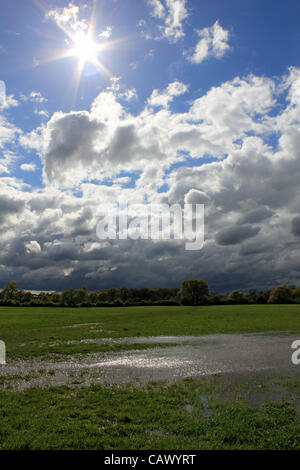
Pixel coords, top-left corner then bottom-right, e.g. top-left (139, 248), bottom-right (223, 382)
top-left (33, 1), bottom-right (114, 101)
top-left (69, 30), bottom-right (99, 65)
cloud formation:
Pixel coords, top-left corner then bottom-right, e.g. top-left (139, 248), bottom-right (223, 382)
top-left (45, 2), bottom-right (87, 32)
top-left (188, 20), bottom-right (231, 64)
top-left (0, 67), bottom-right (298, 292)
top-left (146, 0), bottom-right (188, 43)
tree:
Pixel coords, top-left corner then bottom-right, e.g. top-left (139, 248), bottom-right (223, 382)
top-left (120, 287), bottom-right (131, 302)
top-left (106, 288), bottom-right (119, 302)
top-left (180, 279), bottom-right (209, 305)
top-left (61, 289), bottom-right (77, 307)
top-left (293, 287), bottom-right (300, 304)
top-left (88, 291), bottom-right (99, 304)
top-left (1, 282), bottom-right (19, 302)
top-left (75, 286), bottom-right (88, 305)
top-left (227, 290), bottom-right (248, 304)
top-left (268, 285), bottom-right (293, 304)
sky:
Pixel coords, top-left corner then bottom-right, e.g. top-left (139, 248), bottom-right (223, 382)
top-left (1, 0), bottom-right (300, 293)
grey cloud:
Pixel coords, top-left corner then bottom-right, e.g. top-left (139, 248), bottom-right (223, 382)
top-left (238, 207), bottom-right (274, 224)
top-left (239, 239), bottom-right (273, 257)
top-left (29, 195), bottom-right (59, 212)
top-left (105, 125), bottom-right (136, 163)
top-left (215, 225), bottom-right (261, 246)
top-left (292, 216), bottom-right (300, 236)
top-left (0, 194), bottom-right (25, 215)
top-left (44, 111), bottom-right (105, 183)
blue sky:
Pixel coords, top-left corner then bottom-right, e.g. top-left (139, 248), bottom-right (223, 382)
top-left (1, 0), bottom-right (300, 292)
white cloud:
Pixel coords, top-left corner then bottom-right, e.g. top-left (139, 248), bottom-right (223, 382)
top-left (98, 26), bottom-right (112, 40)
top-left (0, 94), bottom-right (19, 111)
top-left (0, 151), bottom-right (17, 175)
top-left (0, 115), bottom-right (21, 148)
top-left (106, 77), bottom-right (138, 102)
top-left (19, 126), bottom-right (43, 153)
top-left (21, 91), bottom-right (47, 104)
top-left (146, 0), bottom-right (188, 43)
top-left (20, 72), bottom-right (277, 189)
top-left (148, 80), bottom-right (188, 108)
top-left (45, 2), bottom-right (87, 32)
top-left (19, 91), bottom-right (48, 119)
top-left (120, 88), bottom-right (138, 102)
top-left (163, 0), bottom-right (188, 42)
top-left (34, 109), bottom-right (49, 118)
top-left (149, 0), bottom-right (166, 19)
top-left (20, 163), bottom-right (37, 172)
top-left (188, 20), bottom-right (231, 64)
top-left (91, 91), bottom-right (124, 123)
top-left (25, 240), bottom-right (41, 254)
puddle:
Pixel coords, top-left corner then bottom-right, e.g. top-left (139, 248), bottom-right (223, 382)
top-left (1, 332), bottom-right (299, 390)
top-left (62, 322), bottom-right (103, 329)
top-left (66, 335), bottom-right (217, 345)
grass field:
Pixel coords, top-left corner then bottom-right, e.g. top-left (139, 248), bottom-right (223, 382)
top-left (0, 305), bottom-right (299, 450)
top-left (0, 304), bottom-right (300, 360)
top-left (0, 376), bottom-right (300, 450)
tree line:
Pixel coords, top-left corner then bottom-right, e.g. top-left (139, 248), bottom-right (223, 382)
top-left (0, 280), bottom-right (299, 307)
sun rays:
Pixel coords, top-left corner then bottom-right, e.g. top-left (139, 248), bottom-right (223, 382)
top-left (32, 0), bottom-right (120, 104)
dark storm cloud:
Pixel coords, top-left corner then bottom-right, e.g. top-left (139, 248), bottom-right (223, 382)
top-left (215, 225), bottom-right (261, 246)
top-left (238, 207), bottom-right (274, 225)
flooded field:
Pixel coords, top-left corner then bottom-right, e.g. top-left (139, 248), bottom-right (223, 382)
top-left (0, 331), bottom-right (299, 390)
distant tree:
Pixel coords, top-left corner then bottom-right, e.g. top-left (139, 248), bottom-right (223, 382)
top-left (20, 291), bottom-right (33, 303)
top-left (106, 288), bottom-right (119, 302)
top-left (98, 290), bottom-right (109, 302)
top-left (268, 285), bottom-right (293, 304)
top-left (227, 290), bottom-right (248, 304)
top-left (120, 287), bottom-right (131, 302)
top-left (61, 288), bottom-right (77, 307)
top-left (88, 292), bottom-right (99, 304)
top-left (247, 289), bottom-right (258, 303)
top-left (75, 286), bottom-right (88, 305)
top-left (1, 282), bottom-right (19, 302)
top-left (206, 293), bottom-right (226, 305)
top-left (256, 290), bottom-right (271, 304)
top-left (180, 279), bottom-right (209, 305)
top-left (293, 287), bottom-right (300, 304)
top-left (50, 293), bottom-right (61, 304)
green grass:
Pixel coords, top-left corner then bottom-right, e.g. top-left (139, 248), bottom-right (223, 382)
top-left (0, 378), bottom-right (299, 450)
top-left (0, 304), bottom-right (299, 360)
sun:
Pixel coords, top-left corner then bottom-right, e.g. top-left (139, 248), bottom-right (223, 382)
top-left (70, 31), bottom-right (99, 64)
